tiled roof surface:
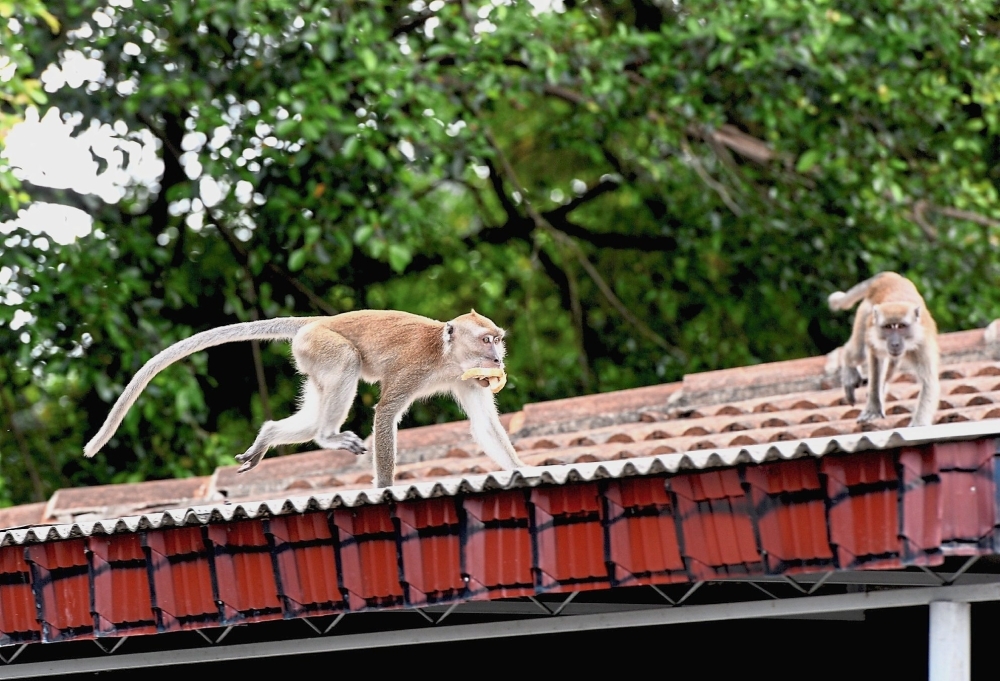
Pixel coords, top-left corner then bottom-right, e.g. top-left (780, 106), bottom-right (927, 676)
top-left (0, 324), bottom-right (999, 648)
top-left (2, 325), bottom-right (997, 532)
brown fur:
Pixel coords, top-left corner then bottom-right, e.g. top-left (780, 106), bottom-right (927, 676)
top-left (85, 310), bottom-right (524, 487)
top-left (828, 272), bottom-right (940, 427)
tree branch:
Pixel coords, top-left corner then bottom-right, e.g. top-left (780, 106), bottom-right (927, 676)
top-left (910, 199), bottom-right (938, 241)
top-left (207, 211), bottom-right (339, 315)
top-left (679, 137), bottom-right (744, 217)
top-left (392, 0), bottom-right (460, 38)
top-left (483, 127), bottom-right (677, 354)
top-left (19, 180), bottom-right (102, 215)
top-left (137, 111), bottom-right (340, 316)
top-left (546, 177), bottom-right (621, 221)
top-left (897, 196), bottom-right (1000, 241)
top-left (483, 157), bottom-right (522, 223)
top-left (931, 204), bottom-right (1000, 228)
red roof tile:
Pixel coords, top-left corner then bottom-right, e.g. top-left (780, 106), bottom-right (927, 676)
top-left (0, 323), bottom-right (998, 650)
top-left (3, 325), bottom-right (997, 530)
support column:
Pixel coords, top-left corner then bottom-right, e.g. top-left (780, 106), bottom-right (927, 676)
top-left (929, 600), bottom-right (970, 681)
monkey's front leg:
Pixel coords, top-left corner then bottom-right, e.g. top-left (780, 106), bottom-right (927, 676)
top-left (371, 391), bottom-right (410, 488)
top-left (909, 355), bottom-right (941, 428)
top-left (857, 352), bottom-right (886, 423)
top-left (455, 382), bottom-right (524, 470)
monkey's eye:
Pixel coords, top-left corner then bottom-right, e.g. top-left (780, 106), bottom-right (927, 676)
top-left (482, 336), bottom-right (492, 344)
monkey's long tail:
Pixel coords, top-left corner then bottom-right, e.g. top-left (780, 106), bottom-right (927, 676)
top-left (828, 274), bottom-right (882, 311)
top-left (83, 317), bottom-right (317, 458)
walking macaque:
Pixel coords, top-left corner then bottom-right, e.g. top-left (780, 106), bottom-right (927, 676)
top-left (828, 272), bottom-right (940, 427)
top-left (85, 310), bottom-right (523, 487)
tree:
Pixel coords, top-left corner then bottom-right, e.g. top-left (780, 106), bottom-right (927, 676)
top-left (1, 0), bottom-right (998, 505)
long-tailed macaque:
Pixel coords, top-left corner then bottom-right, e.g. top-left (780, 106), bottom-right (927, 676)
top-left (84, 310), bottom-right (524, 487)
top-left (828, 272), bottom-right (940, 427)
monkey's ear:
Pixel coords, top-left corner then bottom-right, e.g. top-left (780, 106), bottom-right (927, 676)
top-left (446, 322), bottom-right (455, 336)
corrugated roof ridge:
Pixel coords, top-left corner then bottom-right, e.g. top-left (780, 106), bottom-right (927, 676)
top-left (3, 324), bottom-right (996, 532)
top-left (5, 419), bottom-right (1000, 546)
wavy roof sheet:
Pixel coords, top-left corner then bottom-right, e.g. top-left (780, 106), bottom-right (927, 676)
top-left (1, 323), bottom-right (999, 546)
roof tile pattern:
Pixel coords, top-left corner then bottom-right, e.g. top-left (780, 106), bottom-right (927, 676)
top-left (0, 329), bottom-right (996, 530)
top-left (0, 326), bottom-right (998, 647)
top-left (0, 437), bottom-right (997, 646)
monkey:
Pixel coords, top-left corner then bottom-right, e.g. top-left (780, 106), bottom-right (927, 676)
top-left (84, 309), bottom-right (525, 488)
top-left (828, 271), bottom-right (940, 428)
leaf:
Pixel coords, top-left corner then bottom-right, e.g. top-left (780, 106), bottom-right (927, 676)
top-left (341, 135), bottom-right (359, 158)
top-left (275, 118), bottom-right (298, 137)
top-left (319, 42), bottom-right (337, 63)
top-left (796, 149), bottom-right (822, 173)
top-left (172, 1), bottom-right (188, 25)
top-left (288, 248), bottom-right (307, 272)
top-left (387, 243), bottom-right (412, 272)
top-left (716, 27), bottom-right (736, 43)
top-left (359, 48), bottom-right (378, 71)
top-left (363, 146), bottom-right (387, 170)
top-left (36, 8), bottom-right (60, 33)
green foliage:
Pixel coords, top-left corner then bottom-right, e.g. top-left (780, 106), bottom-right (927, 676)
top-left (0, 0), bottom-right (58, 210)
top-left (1, 0), bottom-right (999, 505)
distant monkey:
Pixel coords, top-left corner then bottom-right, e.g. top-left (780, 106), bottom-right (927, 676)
top-left (85, 310), bottom-right (524, 487)
top-left (828, 272), bottom-right (940, 427)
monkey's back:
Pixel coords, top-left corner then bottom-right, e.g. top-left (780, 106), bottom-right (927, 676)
top-left (866, 272), bottom-right (926, 308)
top-left (319, 310), bottom-right (448, 379)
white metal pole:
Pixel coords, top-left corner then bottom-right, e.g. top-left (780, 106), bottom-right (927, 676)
top-left (929, 600), bottom-right (970, 681)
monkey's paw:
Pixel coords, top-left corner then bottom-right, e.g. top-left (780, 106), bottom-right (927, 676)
top-left (460, 367), bottom-right (507, 393)
top-left (857, 408), bottom-right (884, 424)
top-left (235, 449), bottom-right (264, 474)
top-left (315, 430), bottom-right (366, 455)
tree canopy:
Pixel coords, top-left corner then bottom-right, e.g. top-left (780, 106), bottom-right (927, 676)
top-left (1, 0), bottom-right (999, 506)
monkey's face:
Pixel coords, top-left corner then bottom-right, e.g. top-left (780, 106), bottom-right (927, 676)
top-left (448, 311), bottom-right (507, 371)
top-left (872, 303), bottom-right (921, 357)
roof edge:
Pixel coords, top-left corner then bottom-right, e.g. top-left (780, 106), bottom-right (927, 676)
top-left (4, 419), bottom-right (998, 547)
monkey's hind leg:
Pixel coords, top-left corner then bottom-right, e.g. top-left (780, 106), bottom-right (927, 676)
top-left (313, 362), bottom-right (365, 455)
top-left (840, 302), bottom-right (871, 406)
top-left (857, 352), bottom-right (887, 424)
top-left (236, 379), bottom-right (322, 473)
top-left (841, 362), bottom-right (864, 406)
top-left (293, 324), bottom-right (366, 456)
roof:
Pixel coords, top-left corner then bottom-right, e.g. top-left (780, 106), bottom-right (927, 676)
top-left (0, 322), bottom-right (999, 658)
top-left (4, 324), bottom-right (999, 532)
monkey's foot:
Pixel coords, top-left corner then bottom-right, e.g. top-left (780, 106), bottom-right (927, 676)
top-left (857, 408), bottom-right (884, 423)
top-left (315, 430), bottom-right (366, 455)
top-left (841, 366), bottom-right (864, 405)
top-left (235, 448), bottom-right (265, 474)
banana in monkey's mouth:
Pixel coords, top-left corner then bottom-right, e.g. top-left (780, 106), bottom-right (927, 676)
top-left (460, 367), bottom-right (507, 393)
